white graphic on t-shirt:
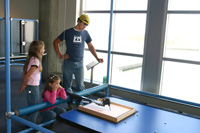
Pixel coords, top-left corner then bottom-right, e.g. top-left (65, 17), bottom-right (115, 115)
top-left (73, 35), bottom-right (82, 43)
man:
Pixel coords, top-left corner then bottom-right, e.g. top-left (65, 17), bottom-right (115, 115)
top-left (53, 14), bottom-right (103, 93)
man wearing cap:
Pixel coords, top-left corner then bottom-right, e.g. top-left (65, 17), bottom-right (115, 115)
top-left (53, 14), bottom-right (103, 93)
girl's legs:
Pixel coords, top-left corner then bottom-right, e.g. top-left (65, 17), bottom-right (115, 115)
top-left (53, 107), bottom-right (66, 115)
top-left (25, 85), bottom-right (40, 123)
top-left (40, 109), bottom-right (56, 123)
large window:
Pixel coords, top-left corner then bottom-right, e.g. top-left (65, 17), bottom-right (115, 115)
top-left (161, 61), bottom-right (200, 103)
top-left (82, 0), bottom-right (200, 105)
top-left (161, 0), bottom-right (200, 103)
top-left (85, 13), bottom-right (110, 50)
top-left (164, 14), bottom-right (200, 62)
top-left (111, 55), bottom-right (142, 89)
top-left (82, 0), bottom-right (147, 90)
top-left (113, 14), bottom-right (146, 54)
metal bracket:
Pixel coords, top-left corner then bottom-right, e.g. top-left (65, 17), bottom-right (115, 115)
top-left (5, 112), bottom-right (15, 119)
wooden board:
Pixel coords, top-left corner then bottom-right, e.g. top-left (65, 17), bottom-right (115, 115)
top-left (78, 102), bottom-right (136, 123)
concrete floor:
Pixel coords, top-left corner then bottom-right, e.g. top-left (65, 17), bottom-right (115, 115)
top-left (0, 65), bottom-right (85, 133)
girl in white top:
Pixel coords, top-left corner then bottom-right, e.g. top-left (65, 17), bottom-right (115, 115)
top-left (19, 40), bottom-right (45, 124)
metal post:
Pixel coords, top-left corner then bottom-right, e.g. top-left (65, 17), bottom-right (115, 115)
top-left (10, 18), bottom-right (13, 56)
top-left (5, 0), bottom-right (11, 132)
top-left (36, 19), bottom-right (39, 40)
top-left (106, 0), bottom-right (114, 96)
top-left (90, 67), bottom-right (94, 88)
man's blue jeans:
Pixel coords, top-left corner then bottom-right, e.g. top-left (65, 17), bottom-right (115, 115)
top-left (63, 59), bottom-right (85, 92)
top-left (25, 85), bottom-right (40, 123)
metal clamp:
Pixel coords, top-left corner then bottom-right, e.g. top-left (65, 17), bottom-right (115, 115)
top-left (5, 111), bottom-right (15, 119)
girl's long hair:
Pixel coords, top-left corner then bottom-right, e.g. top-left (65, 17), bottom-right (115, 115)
top-left (42, 74), bottom-right (61, 98)
top-left (23, 40), bottom-right (44, 74)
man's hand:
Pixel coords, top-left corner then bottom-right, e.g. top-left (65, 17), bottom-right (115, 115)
top-left (60, 54), bottom-right (69, 60)
top-left (97, 58), bottom-right (104, 63)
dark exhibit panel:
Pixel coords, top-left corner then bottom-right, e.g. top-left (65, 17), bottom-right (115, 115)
top-left (0, 18), bottom-right (38, 58)
top-left (11, 18), bottom-right (38, 55)
top-left (0, 18), bottom-right (5, 57)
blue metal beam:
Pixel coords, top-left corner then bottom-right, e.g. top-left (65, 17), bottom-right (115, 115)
top-left (9, 115), bottom-right (55, 133)
top-left (15, 84), bottom-right (108, 117)
top-left (106, 0), bottom-right (114, 96)
top-left (18, 119), bottom-right (56, 133)
top-left (4, 0), bottom-right (11, 132)
top-left (110, 84), bottom-right (200, 108)
top-left (10, 18), bottom-right (13, 55)
top-left (11, 18), bottom-right (38, 21)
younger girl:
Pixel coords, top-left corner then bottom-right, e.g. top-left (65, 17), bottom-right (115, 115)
top-left (40, 74), bottom-right (67, 125)
top-left (19, 40), bottom-right (45, 124)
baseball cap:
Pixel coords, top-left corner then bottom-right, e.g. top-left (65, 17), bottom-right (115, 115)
top-left (79, 14), bottom-right (90, 25)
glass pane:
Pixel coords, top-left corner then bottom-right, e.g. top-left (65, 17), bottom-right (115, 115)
top-left (164, 14), bottom-right (200, 61)
top-left (113, 14), bottom-right (146, 54)
top-left (82, 0), bottom-right (111, 11)
top-left (168, 0), bottom-right (200, 10)
top-left (85, 13), bottom-right (110, 50)
top-left (84, 51), bottom-right (108, 83)
top-left (115, 0), bottom-right (148, 10)
top-left (161, 61), bottom-right (200, 104)
top-left (111, 55), bottom-right (142, 90)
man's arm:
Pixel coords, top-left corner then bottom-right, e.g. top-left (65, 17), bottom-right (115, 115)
top-left (53, 38), bottom-right (69, 60)
top-left (53, 38), bottom-right (63, 59)
top-left (87, 42), bottom-right (104, 63)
